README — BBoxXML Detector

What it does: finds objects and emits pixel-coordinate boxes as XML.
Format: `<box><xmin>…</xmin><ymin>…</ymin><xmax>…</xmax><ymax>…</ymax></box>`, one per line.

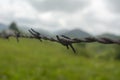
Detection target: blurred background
<box><xmin>0</xmin><ymin>0</ymin><xmax>120</xmax><ymax>35</ymax></box>
<box><xmin>0</xmin><ymin>0</ymin><xmax>120</xmax><ymax>80</ymax></box>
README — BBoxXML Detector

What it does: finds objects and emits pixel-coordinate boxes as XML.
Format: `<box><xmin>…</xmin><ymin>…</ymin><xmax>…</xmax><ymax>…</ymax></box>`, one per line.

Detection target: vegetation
<box><xmin>0</xmin><ymin>38</ymin><xmax>120</xmax><ymax>80</ymax></box>
<box><xmin>9</xmin><ymin>22</ymin><xmax>20</xmax><ymax>32</ymax></box>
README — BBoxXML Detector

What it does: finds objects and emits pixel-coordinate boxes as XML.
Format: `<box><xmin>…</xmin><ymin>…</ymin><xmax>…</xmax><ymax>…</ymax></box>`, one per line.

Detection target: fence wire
<box><xmin>0</xmin><ymin>28</ymin><xmax>120</xmax><ymax>53</ymax></box>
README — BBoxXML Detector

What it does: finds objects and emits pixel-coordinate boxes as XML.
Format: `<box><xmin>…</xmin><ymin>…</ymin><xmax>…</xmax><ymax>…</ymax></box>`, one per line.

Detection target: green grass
<box><xmin>0</xmin><ymin>38</ymin><xmax>120</xmax><ymax>80</ymax></box>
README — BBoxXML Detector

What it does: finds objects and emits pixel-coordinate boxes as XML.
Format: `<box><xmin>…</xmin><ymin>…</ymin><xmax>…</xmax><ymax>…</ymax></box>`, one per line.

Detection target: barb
<box><xmin>28</xmin><ymin>29</ymin><xmax>42</xmax><ymax>42</ymax></box>
<box><xmin>56</xmin><ymin>35</ymin><xmax>76</xmax><ymax>53</ymax></box>
<box><xmin>0</xmin><ymin>28</ymin><xmax>120</xmax><ymax>54</ymax></box>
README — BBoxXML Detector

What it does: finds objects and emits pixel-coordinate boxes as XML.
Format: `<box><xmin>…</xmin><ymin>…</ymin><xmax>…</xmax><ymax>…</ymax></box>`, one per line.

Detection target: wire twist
<box><xmin>0</xmin><ymin>28</ymin><xmax>120</xmax><ymax>53</ymax></box>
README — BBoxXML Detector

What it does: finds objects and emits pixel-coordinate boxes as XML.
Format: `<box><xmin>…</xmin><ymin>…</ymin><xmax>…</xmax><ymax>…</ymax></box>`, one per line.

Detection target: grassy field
<box><xmin>0</xmin><ymin>38</ymin><xmax>120</xmax><ymax>80</ymax></box>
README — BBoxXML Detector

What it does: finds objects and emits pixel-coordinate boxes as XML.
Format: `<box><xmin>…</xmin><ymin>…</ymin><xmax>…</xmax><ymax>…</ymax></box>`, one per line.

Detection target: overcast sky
<box><xmin>0</xmin><ymin>0</ymin><xmax>120</xmax><ymax>35</ymax></box>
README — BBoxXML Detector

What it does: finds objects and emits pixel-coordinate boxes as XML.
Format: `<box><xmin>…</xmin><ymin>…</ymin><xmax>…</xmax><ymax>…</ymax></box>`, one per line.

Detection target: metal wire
<box><xmin>0</xmin><ymin>28</ymin><xmax>120</xmax><ymax>53</ymax></box>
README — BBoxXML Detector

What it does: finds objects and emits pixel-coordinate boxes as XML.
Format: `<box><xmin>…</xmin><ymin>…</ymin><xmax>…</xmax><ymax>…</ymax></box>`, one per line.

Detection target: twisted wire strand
<box><xmin>0</xmin><ymin>28</ymin><xmax>120</xmax><ymax>53</ymax></box>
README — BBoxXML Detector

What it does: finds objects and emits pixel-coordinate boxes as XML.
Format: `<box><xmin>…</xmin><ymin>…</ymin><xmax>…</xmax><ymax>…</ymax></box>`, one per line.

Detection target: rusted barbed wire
<box><xmin>0</xmin><ymin>28</ymin><xmax>120</xmax><ymax>53</ymax></box>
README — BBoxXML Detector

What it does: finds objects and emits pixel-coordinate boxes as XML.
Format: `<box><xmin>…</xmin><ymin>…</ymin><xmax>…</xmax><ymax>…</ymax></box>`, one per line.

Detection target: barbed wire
<box><xmin>0</xmin><ymin>28</ymin><xmax>120</xmax><ymax>53</ymax></box>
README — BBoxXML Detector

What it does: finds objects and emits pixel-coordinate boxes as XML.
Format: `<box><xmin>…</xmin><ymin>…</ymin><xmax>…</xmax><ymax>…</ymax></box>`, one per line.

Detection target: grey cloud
<box><xmin>83</xmin><ymin>12</ymin><xmax>103</xmax><ymax>26</ymax></box>
<box><xmin>105</xmin><ymin>0</ymin><xmax>120</xmax><ymax>13</ymax></box>
<box><xmin>40</xmin><ymin>21</ymin><xmax>60</xmax><ymax>28</ymax></box>
<box><xmin>15</xmin><ymin>17</ymin><xmax>60</xmax><ymax>29</ymax></box>
<box><xmin>28</xmin><ymin>0</ymin><xmax>89</xmax><ymax>12</ymax></box>
<box><xmin>106</xmin><ymin>18</ymin><xmax>120</xmax><ymax>30</ymax></box>
<box><xmin>15</xmin><ymin>18</ymin><xmax>39</xmax><ymax>25</ymax></box>
<box><xmin>83</xmin><ymin>11</ymin><xmax>120</xmax><ymax>34</ymax></box>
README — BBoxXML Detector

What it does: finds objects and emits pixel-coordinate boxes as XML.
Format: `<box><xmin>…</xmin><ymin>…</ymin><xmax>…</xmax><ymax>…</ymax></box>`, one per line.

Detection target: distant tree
<box><xmin>9</xmin><ymin>22</ymin><xmax>19</xmax><ymax>32</ymax></box>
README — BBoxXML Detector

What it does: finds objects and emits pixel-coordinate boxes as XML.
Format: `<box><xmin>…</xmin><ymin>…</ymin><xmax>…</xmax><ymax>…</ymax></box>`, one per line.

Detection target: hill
<box><xmin>58</xmin><ymin>29</ymin><xmax>91</xmax><ymax>38</ymax></box>
<box><xmin>97</xmin><ymin>33</ymin><xmax>120</xmax><ymax>40</ymax></box>
<box><xmin>0</xmin><ymin>23</ymin><xmax>8</xmax><ymax>32</ymax></box>
<box><xmin>19</xmin><ymin>26</ymin><xmax>53</xmax><ymax>37</ymax></box>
